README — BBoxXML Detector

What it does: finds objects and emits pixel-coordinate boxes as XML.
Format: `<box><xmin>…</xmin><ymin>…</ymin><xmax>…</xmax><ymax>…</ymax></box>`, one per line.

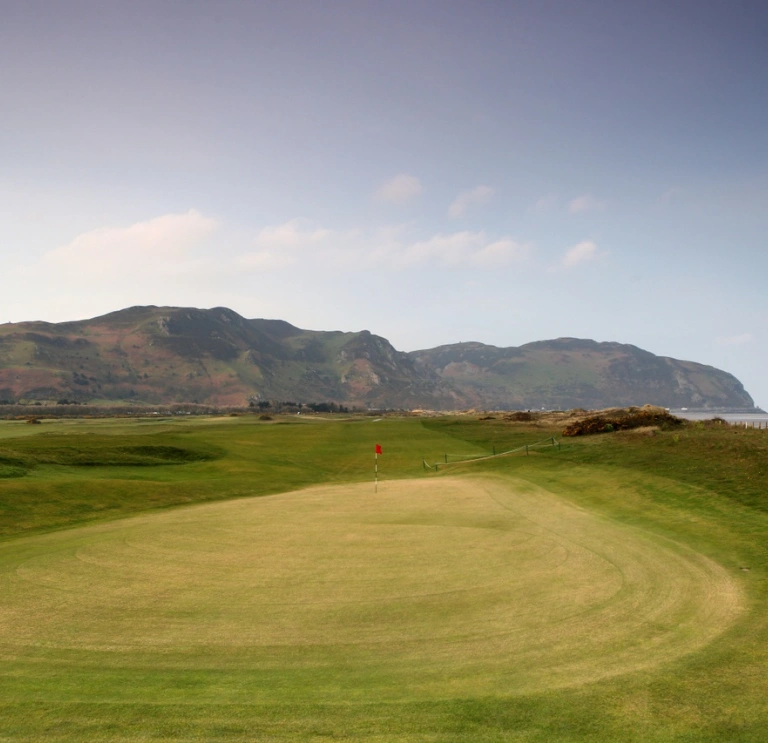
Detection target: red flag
<box><xmin>375</xmin><ymin>444</ymin><xmax>382</xmax><ymax>455</ymax></box>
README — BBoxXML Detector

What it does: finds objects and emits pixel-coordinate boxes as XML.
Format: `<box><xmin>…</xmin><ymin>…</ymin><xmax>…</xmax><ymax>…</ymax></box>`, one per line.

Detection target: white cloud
<box><xmin>37</xmin><ymin>210</ymin><xmax>217</xmax><ymax>278</ymax></box>
<box><xmin>383</xmin><ymin>230</ymin><xmax>530</xmax><ymax>268</ymax></box>
<box><xmin>530</xmin><ymin>193</ymin><xmax>558</xmax><ymax>215</ymax></box>
<box><xmin>35</xmin><ymin>215</ymin><xmax>532</xmax><ymax>290</ymax></box>
<box><xmin>374</xmin><ymin>174</ymin><xmax>422</xmax><ymax>204</ymax></box>
<box><xmin>252</xmin><ymin>219</ymin><xmax>331</xmax><ymax>249</ymax></box>
<box><xmin>568</xmin><ymin>194</ymin><xmax>606</xmax><ymax>214</ymax></box>
<box><xmin>403</xmin><ymin>232</ymin><xmax>480</xmax><ymax>265</ymax></box>
<box><xmin>448</xmin><ymin>185</ymin><xmax>494</xmax><ymax>218</ymax></box>
<box><xmin>237</xmin><ymin>219</ymin><xmax>335</xmax><ymax>271</ymax></box>
<box><xmin>717</xmin><ymin>332</ymin><xmax>754</xmax><ymax>346</ymax></box>
<box><xmin>242</xmin><ymin>222</ymin><xmax>529</xmax><ymax>272</ymax></box>
<box><xmin>9</xmin><ymin>211</ymin><xmax>538</xmax><ymax>333</ymax></box>
<box><xmin>561</xmin><ymin>240</ymin><xmax>600</xmax><ymax>268</ymax></box>
<box><xmin>15</xmin><ymin>210</ymin><xmax>222</xmax><ymax>323</ymax></box>
<box><xmin>472</xmin><ymin>239</ymin><xmax>531</xmax><ymax>266</ymax></box>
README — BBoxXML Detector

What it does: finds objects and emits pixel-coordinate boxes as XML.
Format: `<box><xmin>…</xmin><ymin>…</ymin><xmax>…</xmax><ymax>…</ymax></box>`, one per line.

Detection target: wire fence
<box><xmin>422</xmin><ymin>436</ymin><xmax>561</xmax><ymax>471</ymax></box>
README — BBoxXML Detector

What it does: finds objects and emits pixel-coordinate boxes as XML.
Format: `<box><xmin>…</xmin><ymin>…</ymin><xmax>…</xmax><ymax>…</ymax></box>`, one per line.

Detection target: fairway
<box><xmin>0</xmin><ymin>475</ymin><xmax>741</xmax><ymax>705</ymax></box>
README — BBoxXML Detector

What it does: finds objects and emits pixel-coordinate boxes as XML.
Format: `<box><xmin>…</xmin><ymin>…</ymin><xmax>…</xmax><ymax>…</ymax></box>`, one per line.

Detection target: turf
<box><xmin>0</xmin><ymin>415</ymin><xmax>767</xmax><ymax>741</ymax></box>
<box><xmin>0</xmin><ymin>476</ymin><xmax>741</xmax><ymax>703</ymax></box>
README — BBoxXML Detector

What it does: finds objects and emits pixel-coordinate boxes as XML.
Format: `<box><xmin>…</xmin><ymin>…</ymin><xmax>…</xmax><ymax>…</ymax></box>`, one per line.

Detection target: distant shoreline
<box><xmin>671</xmin><ymin>409</ymin><xmax>768</xmax><ymax>424</ymax></box>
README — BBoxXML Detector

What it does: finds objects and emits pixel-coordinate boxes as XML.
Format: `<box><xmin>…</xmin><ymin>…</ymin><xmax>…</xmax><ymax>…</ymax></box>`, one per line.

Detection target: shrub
<box><xmin>563</xmin><ymin>409</ymin><xmax>684</xmax><ymax>436</ymax></box>
<box><xmin>504</xmin><ymin>411</ymin><xmax>536</xmax><ymax>422</ymax></box>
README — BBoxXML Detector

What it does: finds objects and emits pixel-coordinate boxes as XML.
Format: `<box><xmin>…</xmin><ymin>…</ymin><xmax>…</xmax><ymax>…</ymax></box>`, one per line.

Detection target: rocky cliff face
<box><xmin>409</xmin><ymin>338</ymin><xmax>755</xmax><ymax>410</ymax></box>
<box><xmin>0</xmin><ymin>309</ymin><xmax>755</xmax><ymax>410</ymax></box>
<box><xmin>0</xmin><ymin>307</ymin><xmax>451</xmax><ymax>408</ymax></box>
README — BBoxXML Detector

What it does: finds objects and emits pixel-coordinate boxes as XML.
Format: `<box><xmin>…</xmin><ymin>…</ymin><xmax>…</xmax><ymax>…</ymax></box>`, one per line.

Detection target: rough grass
<box><xmin>0</xmin><ymin>415</ymin><xmax>767</xmax><ymax>741</ymax></box>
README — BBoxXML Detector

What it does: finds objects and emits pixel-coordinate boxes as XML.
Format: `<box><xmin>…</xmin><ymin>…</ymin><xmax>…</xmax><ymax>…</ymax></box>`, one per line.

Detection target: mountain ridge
<box><xmin>0</xmin><ymin>306</ymin><xmax>755</xmax><ymax>410</ymax></box>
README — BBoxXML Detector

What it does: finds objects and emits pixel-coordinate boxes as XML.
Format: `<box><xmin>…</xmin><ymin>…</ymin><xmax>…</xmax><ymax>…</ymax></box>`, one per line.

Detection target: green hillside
<box><xmin>410</xmin><ymin>337</ymin><xmax>754</xmax><ymax>409</ymax></box>
<box><xmin>0</xmin><ymin>307</ymin><xmax>755</xmax><ymax>410</ymax></box>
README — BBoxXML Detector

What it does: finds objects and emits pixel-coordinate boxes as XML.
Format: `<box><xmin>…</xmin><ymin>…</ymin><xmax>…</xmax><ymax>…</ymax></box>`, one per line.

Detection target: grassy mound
<box><xmin>0</xmin><ymin>435</ymin><xmax>217</xmax><ymax>476</ymax></box>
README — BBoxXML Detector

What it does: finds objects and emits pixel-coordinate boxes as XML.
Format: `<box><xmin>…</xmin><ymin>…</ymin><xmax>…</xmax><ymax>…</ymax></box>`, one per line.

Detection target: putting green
<box><xmin>0</xmin><ymin>476</ymin><xmax>742</xmax><ymax>703</ymax></box>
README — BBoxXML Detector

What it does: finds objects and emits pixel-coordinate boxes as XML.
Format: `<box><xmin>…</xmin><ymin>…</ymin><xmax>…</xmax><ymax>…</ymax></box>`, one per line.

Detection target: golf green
<box><xmin>0</xmin><ymin>475</ymin><xmax>741</xmax><ymax>705</ymax></box>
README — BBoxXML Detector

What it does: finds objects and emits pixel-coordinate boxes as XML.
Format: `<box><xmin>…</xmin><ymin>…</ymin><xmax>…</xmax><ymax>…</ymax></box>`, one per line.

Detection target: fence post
<box><xmin>526</xmin><ymin>445</ymin><xmax>529</xmax><ymax>456</ymax></box>
<box><xmin>445</xmin><ymin>453</ymin><xmax>448</xmax><ymax>464</ymax></box>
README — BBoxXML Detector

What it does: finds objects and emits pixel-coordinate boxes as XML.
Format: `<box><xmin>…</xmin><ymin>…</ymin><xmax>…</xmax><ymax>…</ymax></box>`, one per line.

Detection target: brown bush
<box><xmin>562</xmin><ymin>408</ymin><xmax>683</xmax><ymax>436</ymax></box>
<box><xmin>504</xmin><ymin>411</ymin><xmax>536</xmax><ymax>422</ymax></box>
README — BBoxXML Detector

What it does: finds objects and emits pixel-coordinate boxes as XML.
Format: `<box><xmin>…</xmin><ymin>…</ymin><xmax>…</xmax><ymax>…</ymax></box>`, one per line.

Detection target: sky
<box><xmin>2</xmin><ymin>0</ymin><xmax>768</xmax><ymax>406</ymax></box>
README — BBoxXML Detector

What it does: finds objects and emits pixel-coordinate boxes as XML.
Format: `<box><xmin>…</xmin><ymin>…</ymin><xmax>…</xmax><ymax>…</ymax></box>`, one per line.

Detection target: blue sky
<box><xmin>3</xmin><ymin>0</ymin><xmax>767</xmax><ymax>406</ymax></box>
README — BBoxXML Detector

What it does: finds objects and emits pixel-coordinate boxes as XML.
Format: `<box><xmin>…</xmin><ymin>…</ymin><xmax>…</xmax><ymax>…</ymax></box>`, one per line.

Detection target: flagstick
<box><xmin>374</xmin><ymin>445</ymin><xmax>382</xmax><ymax>493</ymax></box>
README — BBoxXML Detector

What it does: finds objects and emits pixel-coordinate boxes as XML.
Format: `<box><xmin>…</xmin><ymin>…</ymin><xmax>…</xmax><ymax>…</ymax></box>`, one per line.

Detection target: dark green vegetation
<box><xmin>0</xmin><ymin>305</ymin><xmax>754</xmax><ymax>409</ymax></box>
<box><xmin>1</xmin><ymin>414</ymin><xmax>768</xmax><ymax>741</ymax></box>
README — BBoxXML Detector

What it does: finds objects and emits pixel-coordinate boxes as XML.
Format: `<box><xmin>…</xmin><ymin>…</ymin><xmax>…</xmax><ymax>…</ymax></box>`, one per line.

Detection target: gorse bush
<box><xmin>562</xmin><ymin>407</ymin><xmax>684</xmax><ymax>436</ymax></box>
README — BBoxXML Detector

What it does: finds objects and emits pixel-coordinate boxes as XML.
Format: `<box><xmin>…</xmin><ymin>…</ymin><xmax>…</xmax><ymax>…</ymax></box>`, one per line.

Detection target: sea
<box><xmin>671</xmin><ymin>410</ymin><xmax>768</xmax><ymax>427</ymax></box>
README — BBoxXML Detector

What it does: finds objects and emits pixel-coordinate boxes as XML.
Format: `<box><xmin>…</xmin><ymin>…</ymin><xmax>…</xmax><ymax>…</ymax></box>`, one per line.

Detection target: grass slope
<box><xmin>0</xmin><ymin>415</ymin><xmax>767</xmax><ymax>741</ymax></box>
